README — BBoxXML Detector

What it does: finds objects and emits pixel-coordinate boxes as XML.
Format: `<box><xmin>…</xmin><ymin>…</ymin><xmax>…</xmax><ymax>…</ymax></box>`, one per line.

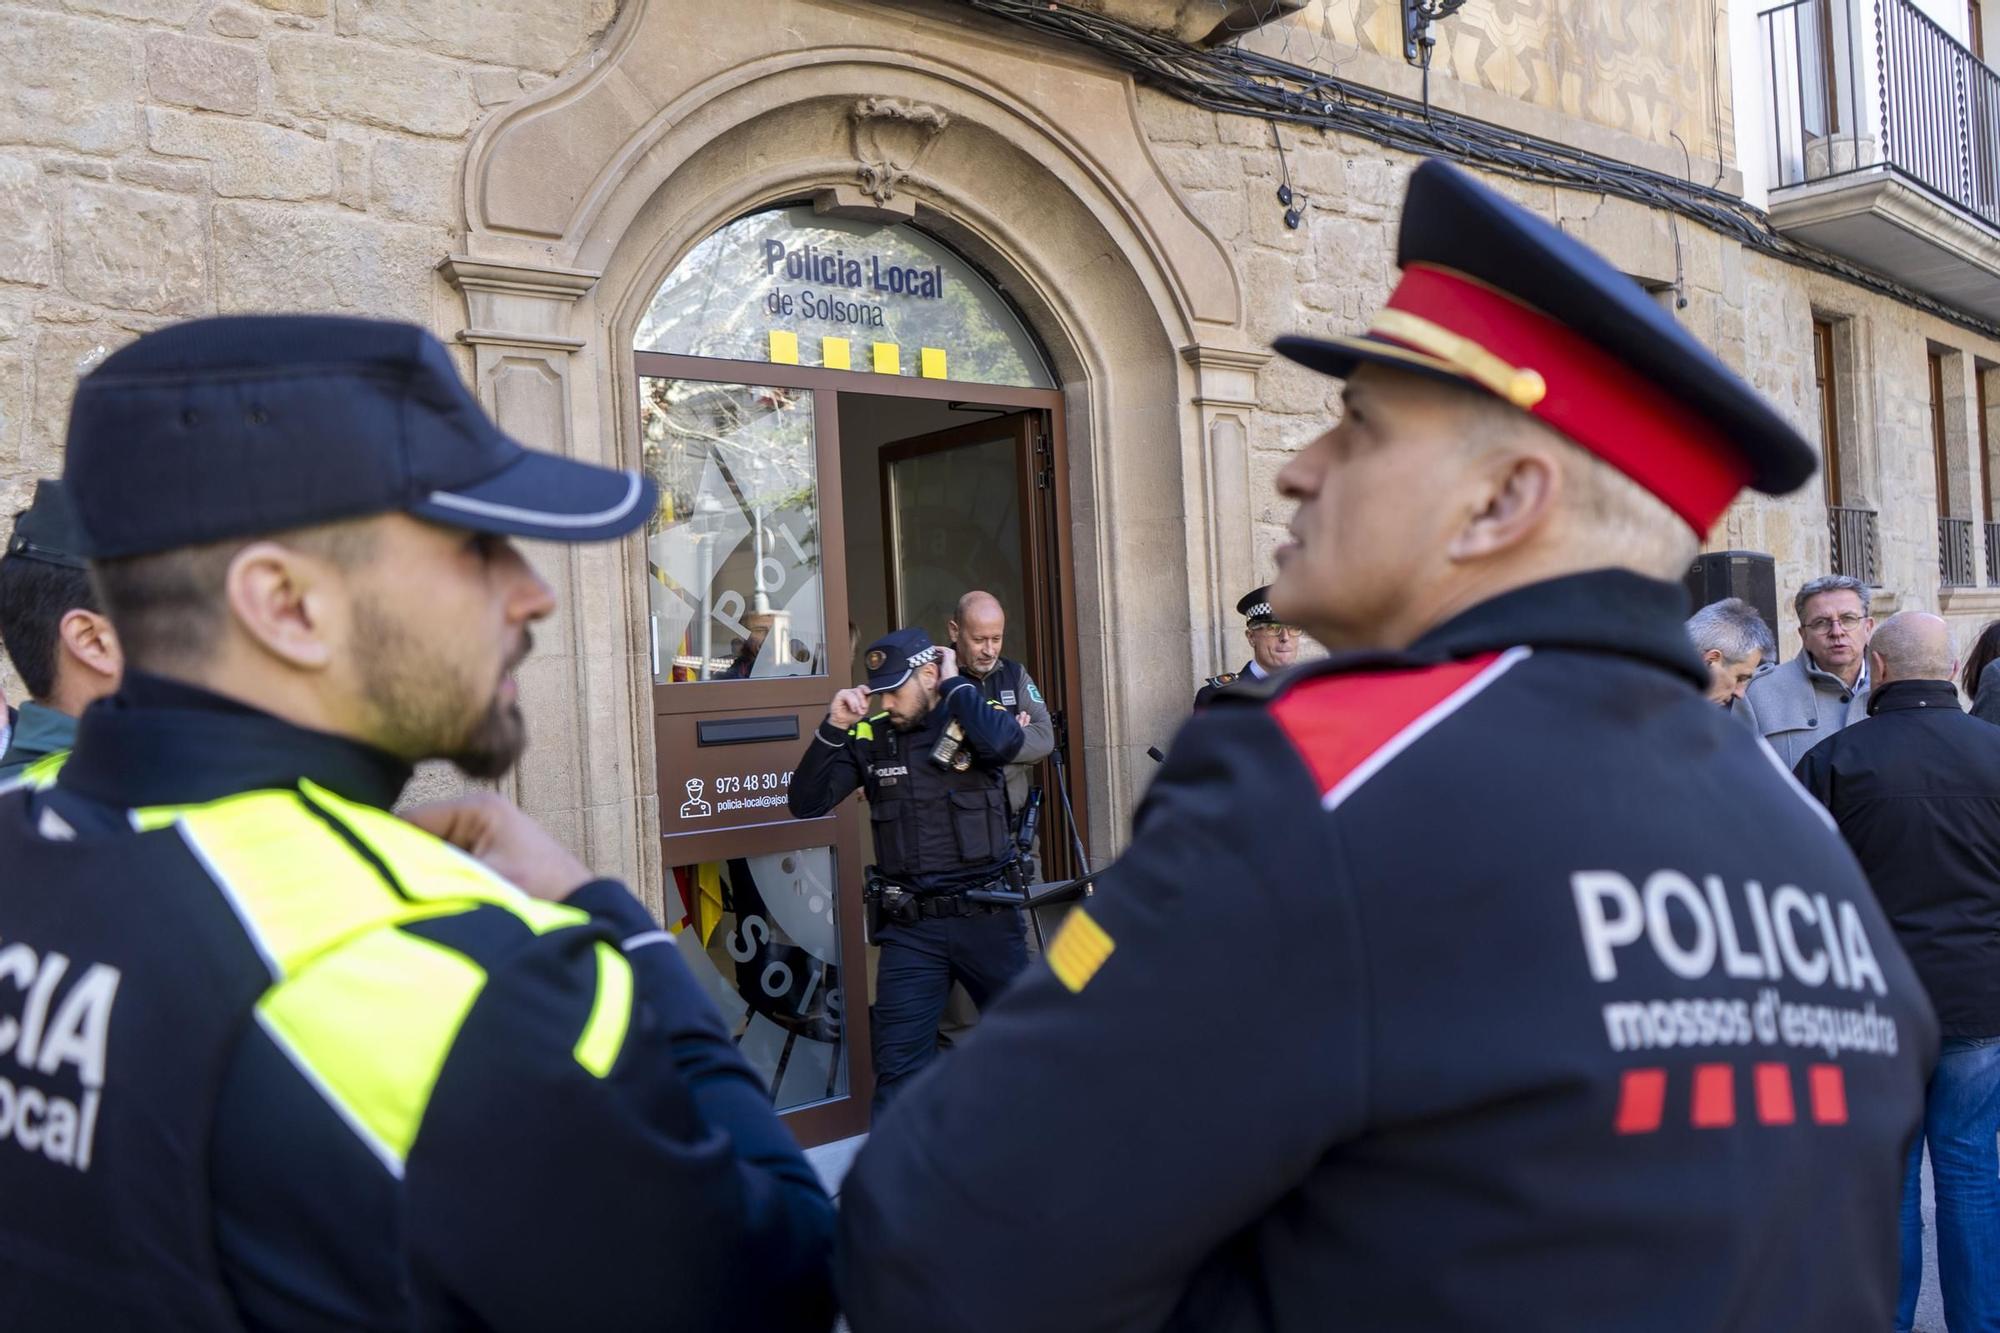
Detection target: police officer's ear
<box><xmin>1445</xmin><ymin>441</ymin><xmax>1561</xmax><ymax>564</ymax></box>
<box><xmin>222</xmin><ymin>540</ymin><xmax>342</xmax><ymax>671</ymax></box>
<box><xmin>56</xmin><ymin>608</ymin><xmax>121</xmax><ymax>685</ymax></box>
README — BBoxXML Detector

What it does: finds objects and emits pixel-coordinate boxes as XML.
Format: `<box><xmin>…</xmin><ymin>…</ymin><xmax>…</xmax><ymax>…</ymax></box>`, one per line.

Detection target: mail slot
<box><xmin>697</xmin><ymin>714</ymin><xmax>802</xmax><ymax>747</ymax></box>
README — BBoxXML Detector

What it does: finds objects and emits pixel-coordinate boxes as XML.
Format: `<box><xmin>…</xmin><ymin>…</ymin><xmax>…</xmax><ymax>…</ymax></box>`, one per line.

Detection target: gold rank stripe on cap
<box><xmin>1047</xmin><ymin>908</ymin><xmax>1115</xmax><ymax>994</ymax></box>
<box><xmin>1367</xmin><ymin>308</ymin><xmax>1548</xmax><ymax>409</ymax></box>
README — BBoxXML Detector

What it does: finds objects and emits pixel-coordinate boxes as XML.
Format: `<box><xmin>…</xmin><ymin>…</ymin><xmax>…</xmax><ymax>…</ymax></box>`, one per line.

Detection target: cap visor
<box><xmin>866</xmin><ymin>669</ymin><xmax>914</xmax><ymax>694</ymax></box>
<box><xmin>410</xmin><ymin>452</ymin><xmax>656</xmax><ymax>543</ymax></box>
<box><xmin>1273</xmin><ymin>333</ymin><xmax>1490</xmax><ymax>396</ymax></box>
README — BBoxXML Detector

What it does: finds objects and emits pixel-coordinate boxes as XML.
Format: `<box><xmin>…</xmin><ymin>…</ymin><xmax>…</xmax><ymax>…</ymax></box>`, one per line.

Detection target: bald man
<box><xmin>1795</xmin><ymin>612</ymin><xmax>2000</xmax><ymax>1333</ymax></box>
<box><xmin>946</xmin><ymin>591</ymin><xmax>1054</xmax><ymax>866</ymax></box>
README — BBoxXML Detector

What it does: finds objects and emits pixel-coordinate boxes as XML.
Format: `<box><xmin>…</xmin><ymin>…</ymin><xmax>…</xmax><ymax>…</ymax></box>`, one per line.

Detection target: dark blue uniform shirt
<box><xmin>838</xmin><ymin>571</ymin><xmax>1935</xmax><ymax>1333</ymax></box>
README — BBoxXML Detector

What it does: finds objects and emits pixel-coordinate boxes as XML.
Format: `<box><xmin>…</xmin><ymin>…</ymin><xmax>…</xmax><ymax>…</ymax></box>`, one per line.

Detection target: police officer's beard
<box><xmin>351</xmin><ymin>603</ymin><xmax>529</xmax><ymax>779</ymax></box>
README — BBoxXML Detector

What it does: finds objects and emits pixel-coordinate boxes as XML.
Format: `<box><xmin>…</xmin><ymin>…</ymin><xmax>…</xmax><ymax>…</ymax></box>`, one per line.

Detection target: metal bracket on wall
<box><xmin>1401</xmin><ymin>0</ymin><xmax>1468</xmax><ymax>64</ymax></box>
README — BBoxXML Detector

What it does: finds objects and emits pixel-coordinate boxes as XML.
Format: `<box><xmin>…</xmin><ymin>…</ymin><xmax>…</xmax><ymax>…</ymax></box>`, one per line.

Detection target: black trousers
<box><xmin>871</xmin><ymin>910</ymin><xmax>1028</xmax><ymax>1114</ymax></box>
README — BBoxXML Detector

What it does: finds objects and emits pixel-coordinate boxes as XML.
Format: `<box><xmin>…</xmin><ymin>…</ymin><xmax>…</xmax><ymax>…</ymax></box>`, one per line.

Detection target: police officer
<box><xmin>0</xmin><ymin>316</ymin><xmax>834</xmax><ymax>1331</ymax></box>
<box><xmin>947</xmin><ymin>589</ymin><xmax>1053</xmax><ymax>872</ymax></box>
<box><xmin>0</xmin><ymin>479</ymin><xmax>121</xmax><ymax>783</ymax></box>
<box><xmin>1194</xmin><ymin>585</ymin><xmax>1299</xmax><ymax>705</ymax></box>
<box><xmin>838</xmin><ymin>160</ymin><xmax>1934</xmax><ymax>1332</ymax></box>
<box><xmin>788</xmin><ymin>626</ymin><xmax>1027</xmax><ymax>1110</ymax></box>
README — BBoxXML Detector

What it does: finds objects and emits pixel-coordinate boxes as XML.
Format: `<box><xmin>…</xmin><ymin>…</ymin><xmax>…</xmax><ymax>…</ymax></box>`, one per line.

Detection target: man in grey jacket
<box><xmin>1741</xmin><ymin>573</ymin><xmax>1874</xmax><ymax>766</ymax></box>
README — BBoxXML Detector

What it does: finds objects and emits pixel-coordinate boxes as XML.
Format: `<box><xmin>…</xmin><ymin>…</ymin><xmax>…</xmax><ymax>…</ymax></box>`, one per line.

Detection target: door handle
<box><xmin>697</xmin><ymin>715</ymin><xmax>801</xmax><ymax>746</ymax></box>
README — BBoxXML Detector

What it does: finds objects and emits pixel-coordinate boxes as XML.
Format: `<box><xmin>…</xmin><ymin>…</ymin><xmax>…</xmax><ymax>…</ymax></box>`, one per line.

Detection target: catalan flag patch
<box><xmin>1047</xmin><ymin>908</ymin><xmax>1115</xmax><ymax>993</ymax></box>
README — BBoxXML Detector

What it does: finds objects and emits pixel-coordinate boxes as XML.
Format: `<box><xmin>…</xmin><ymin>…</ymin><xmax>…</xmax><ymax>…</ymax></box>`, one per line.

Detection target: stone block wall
<box><xmin>0</xmin><ymin>0</ymin><xmax>617</xmax><ymax>709</ymax></box>
<box><xmin>1136</xmin><ymin>83</ymin><xmax>2000</xmax><ymax>665</ymax></box>
<box><xmin>1250</xmin><ymin>0</ymin><xmax>1735</xmax><ymax>168</ymax></box>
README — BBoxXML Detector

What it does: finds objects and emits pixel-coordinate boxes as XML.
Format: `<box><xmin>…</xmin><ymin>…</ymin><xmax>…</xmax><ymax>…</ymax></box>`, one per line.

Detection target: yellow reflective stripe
<box><xmin>258</xmin><ymin>926</ymin><xmax>485</xmax><ymax>1173</ymax></box>
<box><xmin>20</xmin><ymin>750</ymin><xmax>67</xmax><ymax>789</ymax></box>
<box><xmin>297</xmin><ymin>781</ymin><xmax>586</xmax><ymax>935</ymax></box>
<box><xmin>178</xmin><ymin>791</ymin><xmax>413</xmax><ymax>976</ymax></box>
<box><xmin>852</xmin><ymin>721</ymin><xmax>873</xmax><ymax>740</ymax></box>
<box><xmin>1048</xmin><ymin>907</ymin><xmax>1116</xmax><ymax>993</ymax></box>
<box><xmin>574</xmin><ymin>941</ymin><xmax>632</xmax><ymax>1077</ymax></box>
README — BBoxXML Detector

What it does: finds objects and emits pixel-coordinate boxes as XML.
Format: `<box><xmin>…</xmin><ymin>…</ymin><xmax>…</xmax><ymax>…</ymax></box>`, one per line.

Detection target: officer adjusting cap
<box><xmin>5</xmin><ymin>478</ymin><xmax>89</xmax><ymax>571</ymax></box>
<box><xmin>1272</xmin><ymin>159</ymin><xmax>1817</xmax><ymax>533</ymax></box>
<box><xmin>1237</xmin><ymin>585</ymin><xmax>1277</xmax><ymax>626</ymax></box>
<box><xmin>863</xmin><ymin>627</ymin><xmax>937</xmax><ymax>693</ymax></box>
<box><xmin>62</xmin><ymin>315</ymin><xmax>658</xmax><ymax>559</ymax></box>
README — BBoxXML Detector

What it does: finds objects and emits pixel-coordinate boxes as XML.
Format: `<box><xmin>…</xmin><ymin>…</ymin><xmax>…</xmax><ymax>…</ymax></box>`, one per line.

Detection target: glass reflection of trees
<box><xmin>642</xmin><ymin>379</ymin><xmax>826</xmax><ymax>683</ymax></box>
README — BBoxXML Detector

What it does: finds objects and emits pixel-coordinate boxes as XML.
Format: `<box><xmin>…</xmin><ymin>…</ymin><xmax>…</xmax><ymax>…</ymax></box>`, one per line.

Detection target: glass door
<box><xmin>639</xmin><ymin>368</ymin><xmax>872</xmax><ymax>1139</ymax></box>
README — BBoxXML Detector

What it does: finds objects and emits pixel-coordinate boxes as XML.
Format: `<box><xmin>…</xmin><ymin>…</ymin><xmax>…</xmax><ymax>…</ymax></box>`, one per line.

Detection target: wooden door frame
<box><xmin>634</xmin><ymin>350</ymin><xmax>1083</xmax><ymax>1144</ymax></box>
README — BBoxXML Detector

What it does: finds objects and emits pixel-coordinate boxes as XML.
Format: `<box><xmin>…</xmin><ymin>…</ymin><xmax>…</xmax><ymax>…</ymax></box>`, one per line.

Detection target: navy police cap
<box><xmin>62</xmin><ymin>315</ymin><xmax>657</xmax><ymax>559</ymax></box>
<box><xmin>863</xmin><ymin>627</ymin><xmax>936</xmax><ymax>693</ymax></box>
<box><xmin>1274</xmin><ymin>159</ymin><xmax>1816</xmax><ymax>531</ymax></box>
<box><xmin>6</xmin><ymin>479</ymin><xmax>89</xmax><ymax>571</ymax></box>
<box><xmin>1236</xmin><ymin>585</ymin><xmax>1277</xmax><ymax>625</ymax></box>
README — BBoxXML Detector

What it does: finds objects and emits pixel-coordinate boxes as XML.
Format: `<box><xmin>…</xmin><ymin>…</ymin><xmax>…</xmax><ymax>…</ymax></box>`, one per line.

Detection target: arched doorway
<box><xmin>450</xmin><ymin>0</ymin><xmax>1263</xmax><ymax>1147</ymax></box>
<box><xmin>634</xmin><ymin>205</ymin><xmax>1084</xmax><ymax>1139</ymax></box>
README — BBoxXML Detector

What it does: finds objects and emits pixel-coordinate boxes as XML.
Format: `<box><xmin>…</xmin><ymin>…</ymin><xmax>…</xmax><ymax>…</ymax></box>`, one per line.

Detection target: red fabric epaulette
<box><xmin>1268</xmin><ymin>648</ymin><xmax>1530</xmax><ymax>808</ymax></box>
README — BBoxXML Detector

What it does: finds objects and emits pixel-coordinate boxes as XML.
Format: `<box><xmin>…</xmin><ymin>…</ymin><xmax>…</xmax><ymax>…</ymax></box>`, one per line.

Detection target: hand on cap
<box><xmin>829</xmin><ymin>686</ymin><xmax>871</xmax><ymax>729</ymax></box>
<box><xmin>403</xmin><ymin>793</ymin><xmax>593</xmax><ymax>902</ymax></box>
<box><xmin>935</xmin><ymin>645</ymin><xmax>958</xmax><ymax>681</ymax></box>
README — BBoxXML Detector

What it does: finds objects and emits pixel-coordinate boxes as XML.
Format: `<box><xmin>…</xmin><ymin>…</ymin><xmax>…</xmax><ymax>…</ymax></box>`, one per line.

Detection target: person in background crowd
<box><xmin>1740</xmin><ymin>574</ymin><xmax>1875</xmax><ymax>766</ymax></box>
<box><xmin>1684</xmin><ymin>596</ymin><xmax>1773</xmax><ymax>710</ymax></box>
<box><xmin>1794</xmin><ymin>612</ymin><xmax>2000</xmax><ymax>1333</ymax></box>
<box><xmin>1961</xmin><ymin>618</ymin><xmax>2000</xmax><ymax>725</ymax></box>
<box><xmin>0</xmin><ymin>316</ymin><xmax>835</xmax><ymax>1331</ymax></box>
<box><xmin>837</xmin><ymin>158</ymin><xmax>1932</xmax><ymax>1333</ymax></box>
<box><xmin>1195</xmin><ymin>584</ymin><xmax>1299</xmax><ymax>705</ymax></box>
<box><xmin>788</xmin><ymin>627</ymin><xmax>1026</xmax><ymax>1111</ymax></box>
<box><xmin>0</xmin><ymin>479</ymin><xmax>122</xmax><ymax>783</ymax></box>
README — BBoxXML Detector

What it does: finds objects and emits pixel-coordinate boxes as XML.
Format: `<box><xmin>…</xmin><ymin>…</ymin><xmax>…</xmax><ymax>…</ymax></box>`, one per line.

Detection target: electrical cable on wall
<box><xmin>951</xmin><ymin>0</ymin><xmax>2000</xmax><ymax>343</ymax></box>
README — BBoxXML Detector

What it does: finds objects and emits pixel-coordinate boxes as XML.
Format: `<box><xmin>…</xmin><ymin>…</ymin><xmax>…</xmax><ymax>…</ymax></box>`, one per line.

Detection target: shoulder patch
<box><xmin>1269</xmin><ymin>648</ymin><xmax>1530</xmax><ymax>811</ymax></box>
<box><xmin>1203</xmin><ymin>672</ymin><xmax>1238</xmax><ymax>690</ymax></box>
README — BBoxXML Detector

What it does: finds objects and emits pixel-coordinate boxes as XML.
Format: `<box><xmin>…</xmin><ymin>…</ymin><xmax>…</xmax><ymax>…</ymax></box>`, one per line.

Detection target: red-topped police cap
<box><xmin>1273</xmin><ymin>159</ymin><xmax>1817</xmax><ymax>532</ymax></box>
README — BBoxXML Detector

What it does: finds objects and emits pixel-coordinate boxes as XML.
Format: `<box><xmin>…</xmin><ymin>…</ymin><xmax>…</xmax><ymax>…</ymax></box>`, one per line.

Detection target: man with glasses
<box><xmin>1196</xmin><ymin>585</ymin><xmax>1300</xmax><ymax>705</ymax></box>
<box><xmin>1741</xmin><ymin>574</ymin><xmax>1875</xmax><ymax>766</ymax></box>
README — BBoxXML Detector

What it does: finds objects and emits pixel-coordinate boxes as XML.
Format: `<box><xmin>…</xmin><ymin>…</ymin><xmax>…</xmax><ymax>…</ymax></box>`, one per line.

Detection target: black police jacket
<box><xmin>0</xmin><ymin>673</ymin><xmax>834</xmax><ymax>1332</ymax></box>
<box><xmin>788</xmin><ymin>676</ymin><xmax>1023</xmax><ymax>890</ymax></box>
<box><xmin>837</xmin><ymin>571</ymin><xmax>1935</xmax><ymax>1333</ymax></box>
<box><xmin>1795</xmin><ymin>678</ymin><xmax>2000</xmax><ymax>1038</ymax></box>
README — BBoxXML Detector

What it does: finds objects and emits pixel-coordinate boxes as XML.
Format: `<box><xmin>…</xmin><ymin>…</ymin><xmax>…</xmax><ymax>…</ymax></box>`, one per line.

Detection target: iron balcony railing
<box><xmin>1830</xmin><ymin>504</ymin><xmax>1881</xmax><ymax>584</ymax></box>
<box><xmin>1943</xmin><ymin>515</ymin><xmax>1979</xmax><ymax>586</ymax></box>
<box><xmin>1763</xmin><ymin>0</ymin><xmax>2000</xmax><ymax>226</ymax></box>
<box><xmin>1987</xmin><ymin>520</ymin><xmax>2000</xmax><ymax>583</ymax></box>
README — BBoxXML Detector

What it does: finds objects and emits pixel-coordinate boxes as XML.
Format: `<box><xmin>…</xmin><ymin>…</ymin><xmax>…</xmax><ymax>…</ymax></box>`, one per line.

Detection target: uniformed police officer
<box><xmin>0</xmin><ymin>316</ymin><xmax>834</xmax><ymax>1331</ymax></box>
<box><xmin>788</xmin><ymin>626</ymin><xmax>1027</xmax><ymax>1110</ymax></box>
<box><xmin>0</xmin><ymin>478</ymin><xmax>121</xmax><ymax>783</ymax></box>
<box><xmin>1195</xmin><ymin>584</ymin><xmax>1300</xmax><ymax>706</ymax></box>
<box><xmin>837</xmin><ymin>160</ymin><xmax>1935</xmax><ymax>1331</ymax></box>
<box><xmin>947</xmin><ymin>590</ymin><xmax>1053</xmax><ymax>871</ymax></box>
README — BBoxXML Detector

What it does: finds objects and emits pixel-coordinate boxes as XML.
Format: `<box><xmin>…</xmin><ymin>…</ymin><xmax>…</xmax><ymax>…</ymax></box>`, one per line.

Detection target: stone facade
<box><xmin>5</xmin><ymin>0</ymin><xmax>2000</xmax><ymax>894</ymax></box>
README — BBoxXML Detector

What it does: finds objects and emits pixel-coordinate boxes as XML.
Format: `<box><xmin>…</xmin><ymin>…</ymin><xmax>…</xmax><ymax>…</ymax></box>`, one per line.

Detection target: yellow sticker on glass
<box><xmin>768</xmin><ymin>330</ymin><xmax>799</xmax><ymax>365</ymax></box>
<box><xmin>822</xmin><ymin>336</ymin><xmax>851</xmax><ymax>370</ymax></box>
<box><xmin>1047</xmin><ymin>908</ymin><xmax>1115</xmax><ymax>993</ymax></box>
<box><xmin>920</xmin><ymin>347</ymin><xmax>947</xmax><ymax>379</ymax></box>
<box><xmin>872</xmin><ymin>342</ymin><xmax>900</xmax><ymax>375</ymax></box>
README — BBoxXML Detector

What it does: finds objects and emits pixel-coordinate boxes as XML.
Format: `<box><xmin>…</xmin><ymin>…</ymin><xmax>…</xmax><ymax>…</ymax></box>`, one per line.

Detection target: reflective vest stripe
<box><xmin>0</xmin><ymin>748</ymin><xmax>69</xmax><ymax>796</ymax></box>
<box><xmin>153</xmin><ymin>779</ymin><xmax>633</xmax><ymax>1177</ymax></box>
<box><xmin>574</xmin><ymin>942</ymin><xmax>633</xmax><ymax>1077</ymax></box>
<box><xmin>257</xmin><ymin>924</ymin><xmax>486</xmax><ymax>1175</ymax></box>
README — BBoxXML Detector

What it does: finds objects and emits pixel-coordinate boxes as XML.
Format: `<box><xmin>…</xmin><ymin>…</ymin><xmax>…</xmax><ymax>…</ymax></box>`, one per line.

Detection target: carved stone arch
<box><xmin>450</xmin><ymin>0</ymin><xmax>1266</xmax><ymax>861</ymax></box>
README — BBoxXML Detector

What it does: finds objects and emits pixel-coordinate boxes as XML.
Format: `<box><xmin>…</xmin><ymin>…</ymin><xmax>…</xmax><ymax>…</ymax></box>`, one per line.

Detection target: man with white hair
<box><xmin>1685</xmin><ymin>596</ymin><xmax>1774</xmax><ymax>709</ymax></box>
<box><xmin>838</xmin><ymin>160</ymin><xmax>1933</xmax><ymax>1333</ymax></box>
<box><xmin>1796</xmin><ymin>612</ymin><xmax>2000</xmax><ymax>1333</ymax></box>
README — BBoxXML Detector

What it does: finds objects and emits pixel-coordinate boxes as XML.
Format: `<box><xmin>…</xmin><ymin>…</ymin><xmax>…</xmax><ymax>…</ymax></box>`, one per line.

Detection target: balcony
<box><xmin>1762</xmin><ymin>0</ymin><xmax>2000</xmax><ymax>324</ymax></box>
<box><xmin>1830</xmin><ymin>504</ymin><xmax>1881</xmax><ymax>583</ymax></box>
<box><xmin>1943</xmin><ymin>515</ymin><xmax>1978</xmax><ymax>585</ymax></box>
